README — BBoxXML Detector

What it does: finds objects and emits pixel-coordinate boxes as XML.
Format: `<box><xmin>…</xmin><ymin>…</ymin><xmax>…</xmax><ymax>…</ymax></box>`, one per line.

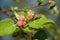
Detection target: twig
<box><xmin>0</xmin><ymin>4</ymin><xmax>38</xmax><ymax>18</ymax></box>
<box><xmin>0</xmin><ymin>8</ymin><xmax>13</xmax><ymax>18</ymax></box>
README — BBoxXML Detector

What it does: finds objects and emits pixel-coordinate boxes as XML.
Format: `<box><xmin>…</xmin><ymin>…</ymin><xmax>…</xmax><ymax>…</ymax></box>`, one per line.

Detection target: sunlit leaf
<box><xmin>0</xmin><ymin>18</ymin><xmax>16</xmax><ymax>36</ymax></box>
<box><xmin>28</xmin><ymin>15</ymin><xmax>54</xmax><ymax>29</ymax></box>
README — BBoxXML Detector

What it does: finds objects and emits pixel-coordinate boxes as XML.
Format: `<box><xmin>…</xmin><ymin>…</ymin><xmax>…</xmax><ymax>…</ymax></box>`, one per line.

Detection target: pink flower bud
<box><xmin>16</xmin><ymin>21</ymin><xmax>26</xmax><ymax>27</ymax></box>
<box><xmin>27</xmin><ymin>12</ymin><xmax>34</xmax><ymax>20</ymax></box>
<box><xmin>18</xmin><ymin>15</ymin><xmax>25</xmax><ymax>21</ymax></box>
<box><xmin>16</xmin><ymin>21</ymin><xmax>23</xmax><ymax>27</ymax></box>
<box><xmin>28</xmin><ymin>12</ymin><xmax>34</xmax><ymax>17</ymax></box>
<box><xmin>22</xmin><ymin>21</ymin><xmax>26</xmax><ymax>27</ymax></box>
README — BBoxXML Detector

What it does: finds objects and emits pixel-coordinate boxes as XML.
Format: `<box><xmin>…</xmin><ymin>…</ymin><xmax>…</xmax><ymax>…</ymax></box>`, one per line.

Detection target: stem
<box><xmin>26</xmin><ymin>33</ymin><xmax>32</xmax><ymax>40</ymax></box>
<box><xmin>13</xmin><ymin>11</ymin><xmax>19</xmax><ymax>20</ymax></box>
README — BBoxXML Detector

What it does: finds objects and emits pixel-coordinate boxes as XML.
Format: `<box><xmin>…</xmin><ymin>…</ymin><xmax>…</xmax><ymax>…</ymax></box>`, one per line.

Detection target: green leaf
<box><xmin>21</xmin><ymin>26</ymin><xmax>34</xmax><ymax>33</ymax></box>
<box><xmin>0</xmin><ymin>18</ymin><xmax>16</xmax><ymax>36</ymax></box>
<box><xmin>21</xmin><ymin>15</ymin><xmax>54</xmax><ymax>33</ymax></box>
<box><xmin>37</xmin><ymin>0</ymin><xmax>43</xmax><ymax>3</ymax></box>
<box><xmin>17</xmin><ymin>11</ymin><xmax>27</xmax><ymax>18</ymax></box>
<box><xmin>28</xmin><ymin>15</ymin><xmax>54</xmax><ymax>29</ymax></box>
<box><xmin>24</xmin><ymin>7</ymin><xmax>29</xmax><ymax>13</ymax></box>
<box><xmin>33</xmin><ymin>29</ymin><xmax>48</xmax><ymax>40</ymax></box>
<box><xmin>48</xmin><ymin>1</ymin><xmax>55</xmax><ymax>9</ymax></box>
<box><xmin>17</xmin><ymin>11</ymin><xmax>26</xmax><ymax>15</ymax></box>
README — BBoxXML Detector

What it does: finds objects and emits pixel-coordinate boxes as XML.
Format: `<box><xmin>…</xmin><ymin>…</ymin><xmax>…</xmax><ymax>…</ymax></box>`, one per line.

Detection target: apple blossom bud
<box><xmin>27</xmin><ymin>11</ymin><xmax>35</xmax><ymax>21</ymax></box>
<box><xmin>27</xmin><ymin>11</ymin><xmax>34</xmax><ymax>17</ymax></box>
<box><xmin>16</xmin><ymin>21</ymin><xmax>26</xmax><ymax>27</ymax></box>
<box><xmin>18</xmin><ymin>15</ymin><xmax>25</xmax><ymax>21</ymax></box>
<box><xmin>16</xmin><ymin>21</ymin><xmax>23</xmax><ymax>27</ymax></box>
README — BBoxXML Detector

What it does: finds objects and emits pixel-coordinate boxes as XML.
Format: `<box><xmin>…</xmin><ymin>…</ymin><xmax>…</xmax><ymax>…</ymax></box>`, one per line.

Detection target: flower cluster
<box><xmin>16</xmin><ymin>11</ymin><xmax>35</xmax><ymax>27</ymax></box>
